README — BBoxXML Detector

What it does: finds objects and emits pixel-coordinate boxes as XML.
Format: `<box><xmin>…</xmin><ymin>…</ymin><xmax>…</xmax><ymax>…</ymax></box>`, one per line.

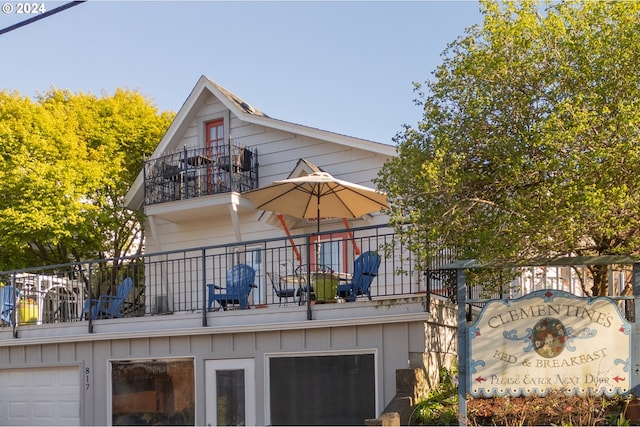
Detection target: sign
<box><xmin>469</xmin><ymin>290</ymin><xmax>631</xmax><ymax>397</ymax></box>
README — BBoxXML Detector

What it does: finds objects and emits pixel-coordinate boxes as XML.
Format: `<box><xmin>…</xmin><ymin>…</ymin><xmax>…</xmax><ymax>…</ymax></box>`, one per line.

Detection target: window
<box><xmin>206</xmin><ymin>120</ymin><xmax>224</xmax><ymax>153</ymax></box>
<box><xmin>111</xmin><ymin>358</ymin><xmax>195</xmax><ymax>426</ymax></box>
<box><xmin>310</xmin><ymin>232</ymin><xmax>351</xmax><ymax>273</ymax></box>
<box><xmin>205</xmin><ymin>120</ymin><xmax>227</xmax><ymax>192</ymax></box>
<box><xmin>268</xmin><ymin>353</ymin><xmax>375</xmax><ymax>425</ymax></box>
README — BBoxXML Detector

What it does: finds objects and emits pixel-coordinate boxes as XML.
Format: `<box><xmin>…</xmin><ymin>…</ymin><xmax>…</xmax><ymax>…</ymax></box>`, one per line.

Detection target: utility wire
<box><xmin>0</xmin><ymin>1</ymin><xmax>87</xmax><ymax>36</ymax></box>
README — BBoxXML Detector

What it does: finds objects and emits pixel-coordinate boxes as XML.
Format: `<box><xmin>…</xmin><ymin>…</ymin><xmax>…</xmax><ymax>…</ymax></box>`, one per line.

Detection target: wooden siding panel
<box><xmin>24</xmin><ymin>344</ymin><xmax>42</xmax><ymax>364</ymax></box>
<box><xmin>408</xmin><ymin>322</ymin><xmax>427</xmax><ymax>354</ymax></box>
<box><xmin>73</xmin><ymin>342</ymin><xmax>92</xmax><ymax>366</ymax></box>
<box><xmin>211</xmin><ymin>333</ymin><xmax>234</xmax><ymax>353</ymax></box>
<box><xmin>60</xmin><ymin>343</ymin><xmax>80</xmax><ymax>364</ymax></box>
<box><xmin>354</xmin><ymin>323</ymin><xmax>383</xmax><ymax>349</ymax></box>
<box><xmin>169</xmin><ymin>336</ymin><xmax>192</xmax><ymax>355</ymax></box>
<box><xmin>304</xmin><ymin>328</ymin><xmax>331</xmax><ymax>351</ymax></box>
<box><xmin>329</xmin><ymin>325</ymin><xmax>357</xmax><ymax>349</ymax></box>
<box><xmin>130</xmin><ymin>338</ymin><xmax>151</xmax><ymax>357</ymax></box>
<box><xmin>182</xmin><ymin>217</ymin><xmax>242</xmax><ymax>243</ymax></box>
<box><xmin>91</xmin><ymin>341</ymin><xmax>111</xmax><ymax>424</ymax></box>
<box><xmin>279</xmin><ymin>329</ymin><xmax>306</xmax><ymax>351</ymax></box>
<box><xmin>382</xmin><ymin>323</ymin><xmax>410</xmax><ymax>406</ymax></box>
<box><xmin>251</xmin><ymin>128</ymin><xmax>301</xmax><ymax>146</ymax></box>
<box><xmin>256</xmin><ymin>144</ymin><xmax>386</xmax><ymax>188</ymax></box>
<box><xmin>148</xmin><ymin>337</ymin><xmax>170</xmax><ymax>356</ymax></box>
<box><xmin>232</xmin><ymin>332</ymin><xmax>256</xmax><ymax>353</ymax></box>
<box><xmin>41</xmin><ymin>343</ymin><xmax>60</xmax><ymax>363</ymax></box>
<box><xmin>228</xmin><ymin>118</ymin><xmax>266</xmax><ymax>140</ymax></box>
<box><xmin>110</xmin><ymin>340</ymin><xmax>131</xmax><ymax>359</ymax></box>
<box><xmin>181</xmin><ymin>132</ymin><xmax>199</xmax><ymax>149</ymax></box>
<box><xmin>256</xmin><ymin>330</ymin><xmax>282</xmax><ymax>352</ymax></box>
<box><xmin>199</xmin><ymin>92</ymin><xmax>226</xmax><ymax>112</ymax></box>
<box><xmin>8</xmin><ymin>346</ymin><xmax>26</xmax><ymax>364</ymax></box>
<box><xmin>188</xmin><ymin>335</ymin><xmax>213</xmax><ymax>356</ymax></box>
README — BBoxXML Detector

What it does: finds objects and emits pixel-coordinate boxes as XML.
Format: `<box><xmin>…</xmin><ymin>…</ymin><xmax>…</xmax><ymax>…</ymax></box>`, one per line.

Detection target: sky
<box><xmin>0</xmin><ymin>1</ymin><xmax>483</xmax><ymax>144</ymax></box>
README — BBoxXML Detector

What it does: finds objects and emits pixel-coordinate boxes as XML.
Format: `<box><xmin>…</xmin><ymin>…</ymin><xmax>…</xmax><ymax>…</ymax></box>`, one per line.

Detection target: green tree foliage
<box><xmin>0</xmin><ymin>89</ymin><xmax>174</xmax><ymax>270</ymax></box>
<box><xmin>377</xmin><ymin>0</ymin><xmax>640</xmax><ymax>295</ymax></box>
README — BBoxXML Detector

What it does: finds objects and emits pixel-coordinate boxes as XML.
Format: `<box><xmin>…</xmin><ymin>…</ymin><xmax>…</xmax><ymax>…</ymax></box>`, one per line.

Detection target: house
<box><xmin>0</xmin><ymin>76</ymin><xmax>458</xmax><ymax>426</ymax></box>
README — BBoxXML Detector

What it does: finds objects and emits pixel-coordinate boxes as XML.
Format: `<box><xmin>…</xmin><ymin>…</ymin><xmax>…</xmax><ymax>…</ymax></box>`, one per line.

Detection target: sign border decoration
<box><xmin>468</xmin><ymin>289</ymin><xmax>631</xmax><ymax>398</ymax></box>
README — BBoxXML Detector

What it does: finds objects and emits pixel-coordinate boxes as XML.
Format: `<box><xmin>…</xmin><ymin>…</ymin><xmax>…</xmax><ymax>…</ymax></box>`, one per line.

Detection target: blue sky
<box><xmin>1</xmin><ymin>1</ymin><xmax>483</xmax><ymax>144</ymax></box>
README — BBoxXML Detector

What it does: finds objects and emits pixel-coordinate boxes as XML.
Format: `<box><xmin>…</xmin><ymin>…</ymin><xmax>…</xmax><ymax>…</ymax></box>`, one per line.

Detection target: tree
<box><xmin>376</xmin><ymin>0</ymin><xmax>640</xmax><ymax>296</ymax></box>
<box><xmin>0</xmin><ymin>89</ymin><xmax>174</xmax><ymax>270</ymax></box>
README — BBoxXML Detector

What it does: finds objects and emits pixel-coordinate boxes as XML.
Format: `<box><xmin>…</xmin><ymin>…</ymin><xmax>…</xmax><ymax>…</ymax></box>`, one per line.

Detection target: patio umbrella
<box><xmin>244</xmin><ymin>171</ymin><xmax>388</xmax><ymax>317</ymax></box>
<box><xmin>244</xmin><ymin>171</ymin><xmax>388</xmax><ymax>238</ymax></box>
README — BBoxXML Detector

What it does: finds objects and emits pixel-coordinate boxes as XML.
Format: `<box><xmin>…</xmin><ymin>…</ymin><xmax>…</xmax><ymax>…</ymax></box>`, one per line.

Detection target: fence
<box><xmin>0</xmin><ymin>224</ymin><xmax>452</xmax><ymax>328</ymax></box>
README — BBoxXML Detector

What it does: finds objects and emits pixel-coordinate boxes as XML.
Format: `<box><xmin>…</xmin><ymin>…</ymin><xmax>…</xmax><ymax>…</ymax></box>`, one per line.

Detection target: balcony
<box><xmin>0</xmin><ymin>224</ymin><xmax>456</xmax><ymax>339</ymax></box>
<box><xmin>143</xmin><ymin>145</ymin><xmax>258</xmax><ymax>205</ymax></box>
<box><xmin>2</xmin><ymin>220</ymin><xmax>630</xmax><ymax>342</ymax></box>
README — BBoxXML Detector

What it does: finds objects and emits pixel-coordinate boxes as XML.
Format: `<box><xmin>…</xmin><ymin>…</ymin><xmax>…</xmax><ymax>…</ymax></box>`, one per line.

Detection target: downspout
<box><xmin>229</xmin><ymin>193</ymin><xmax>243</xmax><ymax>242</ymax></box>
<box><xmin>148</xmin><ymin>215</ymin><xmax>172</xmax><ymax>315</ymax></box>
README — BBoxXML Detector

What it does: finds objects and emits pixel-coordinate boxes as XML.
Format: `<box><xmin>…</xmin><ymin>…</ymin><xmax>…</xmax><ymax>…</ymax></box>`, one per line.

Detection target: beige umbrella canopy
<box><xmin>244</xmin><ymin>171</ymin><xmax>388</xmax><ymax>225</ymax></box>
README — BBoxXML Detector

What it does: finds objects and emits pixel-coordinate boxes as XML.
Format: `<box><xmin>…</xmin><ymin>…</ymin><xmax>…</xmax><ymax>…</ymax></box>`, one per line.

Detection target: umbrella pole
<box><xmin>307</xmin><ymin>192</ymin><xmax>320</xmax><ymax>321</ymax></box>
<box><xmin>316</xmin><ymin>200</ymin><xmax>320</xmax><ymax>270</ymax></box>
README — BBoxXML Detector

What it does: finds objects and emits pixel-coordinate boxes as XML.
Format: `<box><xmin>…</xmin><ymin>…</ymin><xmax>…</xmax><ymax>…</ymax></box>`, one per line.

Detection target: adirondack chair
<box><xmin>0</xmin><ymin>286</ymin><xmax>17</xmax><ymax>326</ymax></box>
<box><xmin>82</xmin><ymin>277</ymin><xmax>134</xmax><ymax>320</ymax></box>
<box><xmin>336</xmin><ymin>251</ymin><xmax>381</xmax><ymax>302</ymax></box>
<box><xmin>207</xmin><ymin>264</ymin><xmax>256</xmax><ymax>311</ymax></box>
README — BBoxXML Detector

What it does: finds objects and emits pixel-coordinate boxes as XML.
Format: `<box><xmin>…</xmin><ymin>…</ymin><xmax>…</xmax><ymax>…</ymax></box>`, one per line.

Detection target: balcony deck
<box><xmin>143</xmin><ymin>145</ymin><xmax>258</xmax><ymax>205</ymax></box>
<box><xmin>1</xmin><ymin>222</ymin><xmax>634</xmax><ymax>343</ymax></box>
<box><xmin>0</xmin><ymin>224</ymin><xmax>455</xmax><ymax>341</ymax></box>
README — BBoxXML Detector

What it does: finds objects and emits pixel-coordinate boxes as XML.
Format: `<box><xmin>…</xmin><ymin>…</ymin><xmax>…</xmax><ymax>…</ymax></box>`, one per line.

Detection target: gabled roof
<box><xmin>126</xmin><ymin>75</ymin><xmax>396</xmax><ymax>209</ymax></box>
<box><xmin>261</xmin><ymin>158</ymin><xmax>323</xmax><ymax>229</ymax></box>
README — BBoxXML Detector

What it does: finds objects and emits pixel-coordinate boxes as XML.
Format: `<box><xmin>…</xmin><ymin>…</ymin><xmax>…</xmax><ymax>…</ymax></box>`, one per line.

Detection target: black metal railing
<box><xmin>3</xmin><ymin>221</ymin><xmax>630</xmax><ymax>332</ymax></box>
<box><xmin>0</xmin><ymin>224</ymin><xmax>454</xmax><ymax>332</ymax></box>
<box><xmin>143</xmin><ymin>145</ymin><xmax>258</xmax><ymax>205</ymax></box>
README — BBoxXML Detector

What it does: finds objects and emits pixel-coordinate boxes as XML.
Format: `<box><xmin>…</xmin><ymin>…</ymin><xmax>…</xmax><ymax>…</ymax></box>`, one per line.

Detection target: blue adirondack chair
<box><xmin>207</xmin><ymin>264</ymin><xmax>256</xmax><ymax>311</ymax></box>
<box><xmin>82</xmin><ymin>277</ymin><xmax>134</xmax><ymax>320</ymax></box>
<box><xmin>0</xmin><ymin>286</ymin><xmax>17</xmax><ymax>326</ymax></box>
<box><xmin>337</xmin><ymin>251</ymin><xmax>381</xmax><ymax>302</ymax></box>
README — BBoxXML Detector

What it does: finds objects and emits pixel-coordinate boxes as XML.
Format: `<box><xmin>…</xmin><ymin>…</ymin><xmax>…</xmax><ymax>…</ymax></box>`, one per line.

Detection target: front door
<box><xmin>205</xmin><ymin>359</ymin><xmax>256</xmax><ymax>426</ymax></box>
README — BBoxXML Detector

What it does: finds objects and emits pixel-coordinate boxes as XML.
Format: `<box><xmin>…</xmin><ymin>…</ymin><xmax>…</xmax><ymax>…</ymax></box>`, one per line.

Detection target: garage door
<box><xmin>0</xmin><ymin>366</ymin><xmax>80</xmax><ymax>426</ymax></box>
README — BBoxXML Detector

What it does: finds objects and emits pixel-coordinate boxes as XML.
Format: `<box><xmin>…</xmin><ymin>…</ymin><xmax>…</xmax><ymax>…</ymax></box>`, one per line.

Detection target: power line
<box><xmin>0</xmin><ymin>1</ymin><xmax>87</xmax><ymax>36</ymax></box>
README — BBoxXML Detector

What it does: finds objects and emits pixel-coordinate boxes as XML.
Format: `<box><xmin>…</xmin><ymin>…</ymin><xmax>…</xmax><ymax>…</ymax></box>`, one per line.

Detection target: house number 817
<box><xmin>85</xmin><ymin>367</ymin><xmax>90</xmax><ymax>390</ymax></box>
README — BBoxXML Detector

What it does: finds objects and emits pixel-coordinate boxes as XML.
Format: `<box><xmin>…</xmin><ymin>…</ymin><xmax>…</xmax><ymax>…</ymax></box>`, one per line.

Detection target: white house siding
<box><xmin>143</xmin><ymin>93</ymin><xmax>391</xmax><ymax>263</ymax></box>
<box><xmin>0</xmin><ymin>299</ymin><xmax>457</xmax><ymax>426</ymax></box>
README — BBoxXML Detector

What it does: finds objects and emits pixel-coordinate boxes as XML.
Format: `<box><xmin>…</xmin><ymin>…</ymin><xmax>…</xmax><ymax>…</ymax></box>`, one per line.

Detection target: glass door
<box><xmin>205</xmin><ymin>359</ymin><xmax>255</xmax><ymax>426</ymax></box>
<box><xmin>310</xmin><ymin>232</ymin><xmax>350</xmax><ymax>273</ymax></box>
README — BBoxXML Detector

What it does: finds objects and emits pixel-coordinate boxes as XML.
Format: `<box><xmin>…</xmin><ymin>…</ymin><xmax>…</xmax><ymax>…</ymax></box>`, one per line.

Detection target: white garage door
<box><xmin>0</xmin><ymin>366</ymin><xmax>80</xmax><ymax>426</ymax></box>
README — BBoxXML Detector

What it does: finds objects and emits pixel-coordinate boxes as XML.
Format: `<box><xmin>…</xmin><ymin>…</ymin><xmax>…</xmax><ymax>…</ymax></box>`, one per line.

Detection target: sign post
<box><xmin>456</xmin><ymin>266</ymin><xmax>468</xmax><ymax>426</ymax></box>
<box><xmin>632</xmin><ymin>263</ymin><xmax>640</xmax><ymax>396</ymax></box>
